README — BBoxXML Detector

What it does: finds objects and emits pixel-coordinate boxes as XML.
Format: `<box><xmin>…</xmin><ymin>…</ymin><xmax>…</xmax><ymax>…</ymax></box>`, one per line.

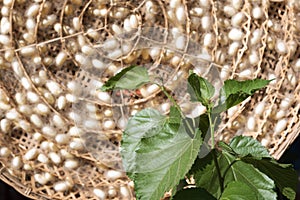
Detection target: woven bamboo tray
<box><xmin>0</xmin><ymin>0</ymin><xmax>299</xmax><ymax>199</ymax></box>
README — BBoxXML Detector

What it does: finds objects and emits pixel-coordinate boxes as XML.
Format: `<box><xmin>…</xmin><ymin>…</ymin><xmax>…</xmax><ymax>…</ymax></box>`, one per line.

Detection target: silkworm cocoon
<box><xmin>130</xmin><ymin>14</ymin><xmax>138</xmax><ymax>29</ymax></box>
<box><xmin>42</xmin><ymin>126</ymin><xmax>57</xmax><ymax>137</ymax></box>
<box><xmin>252</xmin><ymin>6</ymin><xmax>263</xmax><ymax>19</ymax></box>
<box><xmin>0</xmin><ymin>102</ymin><xmax>10</xmax><ymax>110</ymax></box>
<box><xmin>26</xmin><ymin>4</ymin><xmax>40</xmax><ymax>17</ymax></box>
<box><xmin>55</xmin><ymin>134</ymin><xmax>70</xmax><ymax>145</ymax></box>
<box><xmin>105</xmin><ymin>170</ymin><xmax>124</xmax><ymax>180</ymax></box>
<box><xmin>68</xmin><ymin>111</ymin><xmax>81</xmax><ymax>122</ymax></box>
<box><xmin>60</xmin><ymin>149</ymin><xmax>74</xmax><ymax>159</ymax></box>
<box><xmin>49</xmin><ymin>142</ymin><xmax>58</xmax><ymax>152</ymax></box>
<box><xmin>32</xmin><ymin>133</ymin><xmax>42</xmax><ymax>143</ymax></box>
<box><xmin>228</xmin><ymin>42</ymin><xmax>240</xmax><ymax>56</ymax></box>
<box><xmin>34</xmin><ymin>174</ymin><xmax>48</xmax><ymax>185</ymax></box>
<box><xmin>87</xmin><ymin>28</ymin><xmax>100</xmax><ymax>40</ymax></box>
<box><xmin>109</xmin><ymin>49</ymin><xmax>122</xmax><ymax>59</ymax></box>
<box><xmin>280</xmin><ymin>97</ymin><xmax>292</xmax><ymax>110</ymax></box>
<box><xmin>49</xmin><ymin>152</ymin><xmax>62</xmax><ymax>164</ymax></box>
<box><xmin>294</xmin><ymin>58</ymin><xmax>300</xmax><ymax>72</ymax></box>
<box><xmin>27</xmin><ymin>91</ymin><xmax>39</xmax><ymax>103</ymax></box>
<box><xmin>19</xmin><ymin>120</ymin><xmax>31</xmax><ymax>132</ymax></box>
<box><xmin>1</xmin><ymin>17</ymin><xmax>11</xmax><ymax>34</ymax></box>
<box><xmin>40</xmin><ymin>141</ymin><xmax>50</xmax><ymax>150</ymax></box>
<box><xmin>72</xmin><ymin>17</ymin><xmax>80</xmax><ymax>30</ymax></box>
<box><xmin>201</xmin><ymin>15</ymin><xmax>211</xmax><ymax>30</ymax></box>
<box><xmin>37</xmin><ymin>153</ymin><xmax>49</xmax><ymax>163</ymax></box>
<box><xmin>69</xmin><ymin>138</ymin><xmax>84</xmax><ymax>150</ymax></box>
<box><xmin>30</xmin><ymin>114</ymin><xmax>43</xmax><ymax>128</ymax></box>
<box><xmin>64</xmin><ymin>159</ymin><xmax>79</xmax><ymax>169</ymax></box>
<box><xmin>57</xmin><ymin>96</ymin><xmax>66</xmax><ymax>110</ymax></box>
<box><xmin>93</xmin><ymin>188</ymin><xmax>106</xmax><ymax>199</ymax></box>
<box><xmin>36</xmin><ymin>103</ymin><xmax>49</xmax><ymax>115</ymax></box>
<box><xmin>20</xmin><ymin>46</ymin><xmax>36</xmax><ymax>56</ymax></box>
<box><xmin>0</xmin><ymin>34</ymin><xmax>10</xmax><ymax>45</ymax></box>
<box><xmin>103</xmin><ymin>120</ymin><xmax>115</xmax><ymax>130</ymax></box>
<box><xmin>220</xmin><ymin>65</ymin><xmax>230</xmax><ymax>81</ymax></box>
<box><xmin>0</xmin><ymin>119</ymin><xmax>11</xmax><ymax>133</ymax></box>
<box><xmin>1</xmin><ymin>6</ymin><xmax>10</xmax><ymax>16</ymax></box>
<box><xmin>112</xmin><ymin>24</ymin><xmax>122</xmax><ymax>35</ymax></box>
<box><xmin>84</xmin><ymin>119</ymin><xmax>99</xmax><ymax>129</ymax></box>
<box><xmin>249</xmin><ymin>51</ymin><xmax>259</xmax><ymax>65</ymax></box>
<box><xmin>170</xmin><ymin>0</ymin><xmax>181</xmax><ymax>8</ymax></box>
<box><xmin>24</xmin><ymin>148</ymin><xmax>38</xmax><ymax>160</ymax></box>
<box><xmin>0</xmin><ymin>147</ymin><xmax>10</xmax><ymax>157</ymax></box>
<box><xmin>199</xmin><ymin>0</ymin><xmax>210</xmax><ymax>7</ymax></box>
<box><xmin>203</xmin><ymin>33</ymin><xmax>214</xmax><ymax>47</ymax></box>
<box><xmin>92</xmin><ymin>59</ymin><xmax>105</xmax><ymax>70</ymax></box>
<box><xmin>11</xmin><ymin>156</ymin><xmax>22</xmax><ymax>169</ymax></box>
<box><xmin>54</xmin><ymin>181</ymin><xmax>71</xmax><ymax>192</ymax></box>
<box><xmin>176</xmin><ymin>5</ymin><xmax>186</xmax><ymax>23</ymax></box>
<box><xmin>44</xmin><ymin>172</ymin><xmax>53</xmax><ymax>182</ymax></box>
<box><xmin>117</xmin><ymin>117</ymin><xmax>127</xmax><ymax>130</ymax></box>
<box><xmin>23</xmin><ymin>163</ymin><xmax>33</xmax><ymax>171</ymax></box>
<box><xmin>108</xmin><ymin>186</ymin><xmax>117</xmax><ymax>198</ymax></box>
<box><xmin>46</xmin><ymin>81</ymin><xmax>62</xmax><ymax>96</ymax></box>
<box><xmin>274</xmin><ymin>119</ymin><xmax>288</xmax><ymax>134</ymax></box>
<box><xmin>254</xmin><ymin>102</ymin><xmax>265</xmax><ymax>116</ymax></box>
<box><xmin>120</xmin><ymin>186</ymin><xmax>130</xmax><ymax>198</ymax></box>
<box><xmin>147</xmin><ymin>84</ymin><xmax>160</xmax><ymax>94</ymax></box>
<box><xmin>6</xmin><ymin>109</ymin><xmax>20</xmax><ymax>120</ymax></box>
<box><xmin>97</xmin><ymin>91</ymin><xmax>111</xmax><ymax>103</ymax></box>
<box><xmin>149</xmin><ymin>47</ymin><xmax>160</xmax><ymax>59</ymax></box>
<box><xmin>19</xmin><ymin>105</ymin><xmax>32</xmax><ymax>115</ymax></box>
<box><xmin>239</xmin><ymin>69</ymin><xmax>252</xmax><ymax>79</ymax></box>
<box><xmin>81</xmin><ymin>45</ymin><xmax>95</xmax><ymax>55</ymax></box>
<box><xmin>65</xmin><ymin>93</ymin><xmax>78</xmax><ymax>103</ymax></box>
<box><xmin>231</xmin><ymin>0</ymin><xmax>242</xmax><ymax>10</ymax></box>
<box><xmin>3</xmin><ymin>0</ymin><xmax>13</xmax><ymax>6</ymax></box>
<box><xmin>52</xmin><ymin>114</ymin><xmax>65</xmax><ymax>128</ymax></box>
<box><xmin>68</xmin><ymin>126</ymin><xmax>82</xmax><ymax>137</ymax></box>
<box><xmin>228</xmin><ymin>28</ymin><xmax>244</xmax><ymax>41</ymax></box>
<box><xmin>12</xmin><ymin>60</ymin><xmax>23</xmax><ymax>77</ymax></box>
<box><xmin>231</xmin><ymin>12</ymin><xmax>244</xmax><ymax>27</ymax></box>
<box><xmin>55</xmin><ymin>51</ymin><xmax>67</xmax><ymax>67</ymax></box>
<box><xmin>224</xmin><ymin>5</ymin><xmax>237</xmax><ymax>17</ymax></box>
<box><xmin>247</xmin><ymin>116</ymin><xmax>256</xmax><ymax>131</ymax></box>
<box><xmin>175</xmin><ymin>35</ymin><xmax>186</xmax><ymax>50</ymax></box>
<box><xmin>275</xmin><ymin>110</ymin><xmax>286</xmax><ymax>120</ymax></box>
<box><xmin>275</xmin><ymin>40</ymin><xmax>287</xmax><ymax>55</ymax></box>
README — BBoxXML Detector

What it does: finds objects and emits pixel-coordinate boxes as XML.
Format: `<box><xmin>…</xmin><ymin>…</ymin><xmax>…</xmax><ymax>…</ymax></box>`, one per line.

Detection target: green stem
<box><xmin>208</xmin><ymin>108</ymin><xmax>224</xmax><ymax>192</ymax></box>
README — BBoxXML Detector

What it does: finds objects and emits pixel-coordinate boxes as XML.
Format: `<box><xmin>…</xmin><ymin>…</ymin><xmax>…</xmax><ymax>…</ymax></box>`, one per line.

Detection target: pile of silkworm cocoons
<box><xmin>0</xmin><ymin>0</ymin><xmax>299</xmax><ymax>199</ymax></box>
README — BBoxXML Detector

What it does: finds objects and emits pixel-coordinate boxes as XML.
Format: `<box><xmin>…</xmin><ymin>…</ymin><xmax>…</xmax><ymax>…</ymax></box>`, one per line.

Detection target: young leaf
<box><xmin>242</xmin><ymin>158</ymin><xmax>297</xmax><ymax>200</ymax></box>
<box><xmin>101</xmin><ymin>65</ymin><xmax>150</xmax><ymax>91</ymax></box>
<box><xmin>173</xmin><ymin>188</ymin><xmax>216</xmax><ymax>200</ymax></box>
<box><xmin>228</xmin><ymin>136</ymin><xmax>271</xmax><ymax>158</ymax></box>
<box><xmin>220</xmin><ymin>181</ymin><xmax>257</xmax><ymax>200</ymax></box>
<box><xmin>187</xmin><ymin>73</ymin><xmax>215</xmax><ymax>107</ymax></box>
<box><xmin>195</xmin><ymin>151</ymin><xmax>276</xmax><ymax>200</ymax></box>
<box><xmin>213</xmin><ymin>79</ymin><xmax>270</xmax><ymax>113</ymax></box>
<box><xmin>121</xmin><ymin>108</ymin><xmax>203</xmax><ymax>200</ymax></box>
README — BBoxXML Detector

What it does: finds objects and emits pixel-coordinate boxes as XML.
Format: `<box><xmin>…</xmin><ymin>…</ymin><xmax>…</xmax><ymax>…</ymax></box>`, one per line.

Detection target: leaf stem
<box><xmin>208</xmin><ymin>108</ymin><xmax>224</xmax><ymax>192</ymax></box>
<box><xmin>207</xmin><ymin>108</ymin><xmax>215</xmax><ymax>148</ymax></box>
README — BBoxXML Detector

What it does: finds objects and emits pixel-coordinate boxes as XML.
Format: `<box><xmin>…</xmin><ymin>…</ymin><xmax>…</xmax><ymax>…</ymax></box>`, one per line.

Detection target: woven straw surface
<box><xmin>0</xmin><ymin>0</ymin><xmax>299</xmax><ymax>199</ymax></box>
